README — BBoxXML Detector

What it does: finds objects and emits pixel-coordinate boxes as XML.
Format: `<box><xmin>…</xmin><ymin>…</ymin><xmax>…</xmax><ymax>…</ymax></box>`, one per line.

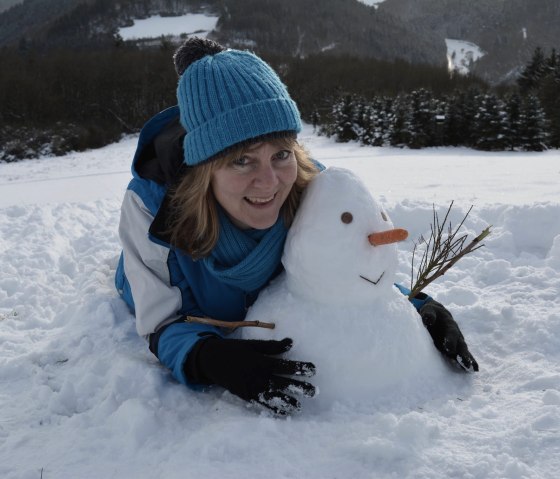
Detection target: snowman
<box><xmin>244</xmin><ymin>167</ymin><xmax>450</xmax><ymax>410</ymax></box>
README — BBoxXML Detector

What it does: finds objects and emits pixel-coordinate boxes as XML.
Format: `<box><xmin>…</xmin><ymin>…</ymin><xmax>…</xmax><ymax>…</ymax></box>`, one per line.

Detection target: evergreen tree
<box><xmin>473</xmin><ymin>93</ymin><xmax>508</xmax><ymax>151</ymax></box>
<box><xmin>389</xmin><ymin>94</ymin><xmax>410</xmax><ymax>147</ymax></box>
<box><xmin>331</xmin><ymin>94</ymin><xmax>359</xmax><ymax>143</ymax></box>
<box><xmin>431</xmin><ymin>97</ymin><xmax>447</xmax><ymax>147</ymax></box>
<box><xmin>538</xmin><ymin>50</ymin><xmax>560</xmax><ymax>148</ymax></box>
<box><xmin>380</xmin><ymin>97</ymin><xmax>394</xmax><ymax>147</ymax></box>
<box><xmin>519</xmin><ymin>94</ymin><xmax>548</xmax><ymax>151</ymax></box>
<box><xmin>406</xmin><ymin>89</ymin><xmax>435</xmax><ymax>149</ymax></box>
<box><xmin>504</xmin><ymin>93</ymin><xmax>523</xmax><ymax>151</ymax></box>
<box><xmin>517</xmin><ymin>47</ymin><xmax>546</xmax><ymax>94</ymax></box>
<box><xmin>358</xmin><ymin>96</ymin><xmax>386</xmax><ymax>147</ymax></box>
<box><xmin>357</xmin><ymin>102</ymin><xmax>376</xmax><ymax>146</ymax></box>
<box><xmin>350</xmin><ymin>96</ymin><xmax>370</xmax><ymax>145</ymax></box>
<box><xmin>444</xmin><ymin>91</ymin><xmax>465</xmax><ymax>146</ymax></box>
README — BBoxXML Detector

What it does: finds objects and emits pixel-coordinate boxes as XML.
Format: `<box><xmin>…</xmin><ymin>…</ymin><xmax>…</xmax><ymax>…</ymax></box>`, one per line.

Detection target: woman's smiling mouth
<box><xmin>245</xmin><ymin>194</ymin><xmax>276</xmax><ymax>205</ymax></box>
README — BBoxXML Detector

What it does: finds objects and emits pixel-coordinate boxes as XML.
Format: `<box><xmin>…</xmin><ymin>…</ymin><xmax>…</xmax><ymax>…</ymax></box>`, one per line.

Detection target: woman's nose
<box><xmin>254</xmin><ymin>162</ymin><xmax>279</xmax><ymax>188</ymax></box>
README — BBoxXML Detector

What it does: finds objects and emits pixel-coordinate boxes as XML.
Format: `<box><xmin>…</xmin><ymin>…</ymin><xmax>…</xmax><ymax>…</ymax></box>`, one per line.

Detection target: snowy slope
<box><xmin>446</xmin><ymin>39</ymin><xmax>486</xmax><ymax>76</ymax></box>
<box><xmin>1</xmin><ymin>126</ymin><xmax>560</xmax><ymax>478</ymax></box>
<box><xmin>356</xmin><ymin>0</ymin><xmax>386</xmax><ymax>8</ymax></box>
<box><xmin>118</xmin><ymin>13</ymin><xmax>219</xmax><ymax>40</ymax></box>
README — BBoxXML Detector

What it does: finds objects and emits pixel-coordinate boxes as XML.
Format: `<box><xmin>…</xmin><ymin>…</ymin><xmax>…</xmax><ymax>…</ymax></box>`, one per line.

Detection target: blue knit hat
<box><xmin>175</xmin><ymin>39</ymin><xmax>302</xmax><ymax>166</ymax></box>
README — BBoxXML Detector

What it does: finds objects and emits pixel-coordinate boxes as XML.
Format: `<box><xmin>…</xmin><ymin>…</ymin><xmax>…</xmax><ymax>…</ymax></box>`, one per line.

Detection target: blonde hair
<box><xmin>167</xmin><ymin>138</ymin><xmax>319</xmax><ymax>259</ymax></box>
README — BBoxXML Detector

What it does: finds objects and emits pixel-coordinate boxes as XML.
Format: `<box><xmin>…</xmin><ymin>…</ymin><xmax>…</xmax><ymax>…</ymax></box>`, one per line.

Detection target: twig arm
<box><xmin>184</xmin><ymin>315</ymin><xmax>276</xmax><ymax>329</ymax></box>
<box><xmin>409</xmin><ymin>226</ymin><xmax>491</xmax><ymax>298</ymax></box>
<box><xmin>408</xmin><ymin>201</ymin><xmax>491</xmax><ymax>301</ymax></box>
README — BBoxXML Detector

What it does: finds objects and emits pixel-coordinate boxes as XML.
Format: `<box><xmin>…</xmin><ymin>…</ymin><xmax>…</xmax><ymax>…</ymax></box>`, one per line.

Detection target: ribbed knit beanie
<box><xmin>174</xmin><ymin>37</ymin><xmax>302</xmax><ymax>166</ymax></box>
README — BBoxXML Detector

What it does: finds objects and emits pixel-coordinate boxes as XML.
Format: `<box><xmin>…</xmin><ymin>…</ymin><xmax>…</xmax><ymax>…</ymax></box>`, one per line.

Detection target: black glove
<box><xmin>184</xmin><ymin>336</ymin><xmax>316</xmax><ymax>415</ymax></box>
<box><xmin>419</xmin><ymin>300</ymin><xmax>479</xmax><ymax>372</ymax></box>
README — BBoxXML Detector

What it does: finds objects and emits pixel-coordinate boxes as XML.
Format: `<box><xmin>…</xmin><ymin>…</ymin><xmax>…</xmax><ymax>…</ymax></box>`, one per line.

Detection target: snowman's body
<box><xmin>243</xmin><ymin>168</ymin><xmax>450</xmax><ymax>409</ymax></box>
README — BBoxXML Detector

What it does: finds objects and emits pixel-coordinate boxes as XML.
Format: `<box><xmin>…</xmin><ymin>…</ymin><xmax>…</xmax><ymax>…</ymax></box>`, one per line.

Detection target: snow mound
<box><xmin>1</xmin><ymin>132</ymin><xmax>559</xmax><ymax>478</ymax></box>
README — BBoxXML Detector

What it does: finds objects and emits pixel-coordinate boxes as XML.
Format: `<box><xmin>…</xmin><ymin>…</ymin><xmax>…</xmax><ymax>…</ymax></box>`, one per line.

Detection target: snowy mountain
<box><xmin>0</xmin><ymin>0</ymin><xmax>557</xmax><ymax>82</ymax></box>
<box><xmin>0</xmin><ymin>0</ymin><xmax>560</xmax><ymax>82</ymax></box>
<box><xmin>378</xmin><ymin>0</ymin><xmax>560</xmax><ymax>82</ymax></box>
<box><xmin>1</xmin><ymin>125</ymin><xmax>560</xmax><ymax>478</ymax></box>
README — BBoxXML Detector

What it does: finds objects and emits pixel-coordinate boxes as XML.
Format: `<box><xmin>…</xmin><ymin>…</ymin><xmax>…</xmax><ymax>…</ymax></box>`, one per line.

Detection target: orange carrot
<box><xmin>368</xmin><ymin>228</ymin><xmax>409</xmax><ymax>246</ymax></box>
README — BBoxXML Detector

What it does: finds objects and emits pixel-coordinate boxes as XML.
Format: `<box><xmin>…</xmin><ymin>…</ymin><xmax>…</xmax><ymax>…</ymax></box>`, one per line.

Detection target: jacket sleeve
<box><xmin>118</xmin><ymin>188</ymin><xmax>221</xmax><ymax>384</ymax></box>
<box><xmin>393</xmin><ymin>283</ymin><xmax>432</xmax><ymax>311</ymax></box>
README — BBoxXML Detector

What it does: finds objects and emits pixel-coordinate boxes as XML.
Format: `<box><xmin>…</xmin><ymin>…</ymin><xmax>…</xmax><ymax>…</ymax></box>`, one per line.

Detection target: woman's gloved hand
<box><xmin>419</xmin><ymin>300</ymin><xmax>479</xmax><ymax>372</ymax></box>
<box><xmin>184</xmin><ymin>336</ymin><xmax>316</xmax><ymax>415</ymax></box>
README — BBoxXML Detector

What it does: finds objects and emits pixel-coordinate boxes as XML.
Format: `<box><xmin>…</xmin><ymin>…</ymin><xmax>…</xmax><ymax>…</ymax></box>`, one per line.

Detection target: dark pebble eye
<box><xmin>341</xmin><ymin>212</ymin><xmax>353</xmax><ymax>224</ymax></box>
<box><xmin>381</xmin><ymin>211</ymin><xmax>388</xmax><ymax>221</ymax></box>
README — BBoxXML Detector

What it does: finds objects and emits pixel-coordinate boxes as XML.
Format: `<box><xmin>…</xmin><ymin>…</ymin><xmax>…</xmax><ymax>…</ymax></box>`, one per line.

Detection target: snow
<box><xmin>244</xmin><ymin>167</ymin><xmax>450</xmax><ymax>409</ymax></box>
<box><xmin>356</xmin><ymin>0</ymin><xmax>386</xmax><ymax>8</ymax></box>
<box><xmin>1</xmin><ymin>124</ymin><xmax>560</xmax><ymax>478</ymax></box>
<box><xmin>446</xmin><ymin>39</ymin><xmax>486</xmax><ymax>76</ymax></box>
<box><xmin>118</xmin><ymin>13</ymin><xmax>219</xmax><ymax>41</ymax></box>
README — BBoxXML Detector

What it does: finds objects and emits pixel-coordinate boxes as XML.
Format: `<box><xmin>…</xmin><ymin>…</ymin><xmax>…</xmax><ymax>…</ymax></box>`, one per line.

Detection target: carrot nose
<box><xmin>368</xmin><ymin>228</ymin><xmax>409</xmax><ymax>246</ymax></box>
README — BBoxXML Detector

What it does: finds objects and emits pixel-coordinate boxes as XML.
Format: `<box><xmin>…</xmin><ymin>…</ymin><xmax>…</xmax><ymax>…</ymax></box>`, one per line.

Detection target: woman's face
<box><xmin>211</xmin><ymin>141</ymin><xmax>298</xmax><ymax>230</ymax></box>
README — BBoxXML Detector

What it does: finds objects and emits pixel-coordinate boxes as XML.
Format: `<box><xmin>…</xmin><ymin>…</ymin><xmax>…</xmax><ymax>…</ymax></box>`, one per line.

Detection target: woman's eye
<box><xmin>232</xmin><ymin>156</ymin><xmax>250</xmax><ymax>167</ymax></box>
<box><xmin>274</xmin><ymin>150</ymin><xmax>292</xmax><ymax>160</ymax></box>
<box><xmin>381</xmin><ymin>211</ymin><xmax>388</xmax><ymax>221</ymax></box>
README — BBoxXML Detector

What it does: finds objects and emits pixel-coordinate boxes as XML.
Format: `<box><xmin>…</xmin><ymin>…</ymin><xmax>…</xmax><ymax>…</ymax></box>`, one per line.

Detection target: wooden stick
<box><xmin>185</xmin><ymin>315</ymin><xmax>275</xmax><ymax>329</ymax></box>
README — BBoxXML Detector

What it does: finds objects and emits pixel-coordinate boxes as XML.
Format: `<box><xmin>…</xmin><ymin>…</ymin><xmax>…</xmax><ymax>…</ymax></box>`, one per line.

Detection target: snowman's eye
<box><xmin>381</xmin><ymin>211</ymin><xmax>388</xmax><ymax>221</ymax></box>
<box><xmin>341</xmin><ymin>212</ymin><xmax>353</xmax><ymax>224</ymax></box>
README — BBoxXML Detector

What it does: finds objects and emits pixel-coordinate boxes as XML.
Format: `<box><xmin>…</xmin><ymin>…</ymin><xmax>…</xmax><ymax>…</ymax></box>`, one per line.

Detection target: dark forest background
<box><xmin>1</xmin><ymin>0</ymin><xmax>559</xmax><ymax>161</ymax></box>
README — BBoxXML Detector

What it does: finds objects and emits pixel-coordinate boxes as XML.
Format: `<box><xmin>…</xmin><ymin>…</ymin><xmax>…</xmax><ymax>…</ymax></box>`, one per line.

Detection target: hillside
<box><xmin>2</xmin><ymin>0</ymin><xmax>557</xmax><ymax>82</ymax></box>
<box><xmin>1</xmin><ymin>0</ymin><xmax>557</xmax><ymax>82</ymax></box>
<box><xmin>210</xmin><ymin>0</ymin><xmax>445</xmax><ymax>65</ymax></box>
<box><xmin>379</xmin><ymin>0</ymin><xmax>560</xmax><ymax>82</ymax></box>
<box><xmin>0</xmin><ymin>0</ymin><xmax>445</xmax><ymax>66</ymax></box>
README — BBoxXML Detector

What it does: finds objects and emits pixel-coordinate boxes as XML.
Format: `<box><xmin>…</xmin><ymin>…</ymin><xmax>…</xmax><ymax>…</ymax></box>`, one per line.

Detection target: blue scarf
<box><xmin>202</xmin><ymin>208</ymin><xmax>287</xmax><ymax>292</ymax></box>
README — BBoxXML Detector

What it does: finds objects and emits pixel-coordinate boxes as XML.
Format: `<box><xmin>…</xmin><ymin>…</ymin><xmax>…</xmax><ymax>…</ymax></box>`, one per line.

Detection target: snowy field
<box><xmin>1</xmin><ymin>125</ymin><xmax>560</xmax><ymax>479</ymax></box>
<box><xmin>118</xmin><ymin>13</ymin><xmax>219</xmax><ymax>40</ymax></box>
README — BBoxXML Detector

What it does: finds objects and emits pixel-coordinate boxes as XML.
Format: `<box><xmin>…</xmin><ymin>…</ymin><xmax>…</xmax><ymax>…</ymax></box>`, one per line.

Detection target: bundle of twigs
<box><xmin>409</xmin><ymin>201</ymin><xmax>491</xmax><ymax>299</ymax></box>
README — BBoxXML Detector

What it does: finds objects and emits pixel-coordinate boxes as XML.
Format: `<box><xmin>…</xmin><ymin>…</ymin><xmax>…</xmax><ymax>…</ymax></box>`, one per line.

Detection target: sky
<box><xmin>1</xmin><ymin>125</ymin><xmax>559</xmax><ymax>479</ymax></box>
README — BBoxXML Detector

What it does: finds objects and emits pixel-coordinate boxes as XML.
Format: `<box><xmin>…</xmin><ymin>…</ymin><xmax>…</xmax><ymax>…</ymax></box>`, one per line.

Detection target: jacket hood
<box><xmin>132</xmin><ymin>106</ymin><xmax>188</xmax><ymax>187</ymax></box>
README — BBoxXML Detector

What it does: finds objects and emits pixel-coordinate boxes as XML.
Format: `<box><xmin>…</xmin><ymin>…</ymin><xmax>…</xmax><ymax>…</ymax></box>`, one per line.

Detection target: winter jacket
<box><xmin>115</xmin><ymin>106</ymin><xmax>294</xmax><ymax>385</ymax></box>
<box><xmin>115</xmin><ymin>106</ymin><xmax>430</xmax><ymax>387</ymax></box>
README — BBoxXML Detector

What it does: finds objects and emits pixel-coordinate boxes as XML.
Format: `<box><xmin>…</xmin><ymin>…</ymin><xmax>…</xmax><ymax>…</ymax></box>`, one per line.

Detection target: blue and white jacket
<box><xmin>115</xmin><ymin>106</ymin><xmax>271</xmax><ymax>385</ymax></box>
<box><xmin>115</xmin><ymin>107</ymin><xmax>430</xmax><ymax>386</ymax></box>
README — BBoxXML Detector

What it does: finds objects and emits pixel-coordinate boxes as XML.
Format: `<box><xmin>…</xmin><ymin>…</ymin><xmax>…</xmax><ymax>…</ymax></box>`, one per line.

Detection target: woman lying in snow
<box><xmin>115</xmin><ymin>37</ymin><xmax>478</xmax><ymax>416</ymax></box>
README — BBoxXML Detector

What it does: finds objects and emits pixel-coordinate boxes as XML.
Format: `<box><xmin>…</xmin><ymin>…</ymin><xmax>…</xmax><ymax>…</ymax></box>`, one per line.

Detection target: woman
<box><xmin>115</xmin><ymin>37</ymin><xmax>478</xmax><ymax>415</ymax></box>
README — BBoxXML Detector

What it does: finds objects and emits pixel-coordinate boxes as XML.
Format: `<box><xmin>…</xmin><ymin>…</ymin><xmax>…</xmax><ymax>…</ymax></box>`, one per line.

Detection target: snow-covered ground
<box><xmin>357</xmin><ymin>0</ymin><xmax>386</xmax><ymax>8</ymax></box>
<box><xmin>446</xmin><ymin>39</ymin><xmax>486</xmax><ymax>76</ymax></box>
<box><xmin>1</xmin><ymin>125</ymin><xmax>559</xmax><ymax>478</ymax></box>
<box><xmin>118</xmin><ymin>13</ymin><xmax>219</xmax><ymax>40</ymax></box>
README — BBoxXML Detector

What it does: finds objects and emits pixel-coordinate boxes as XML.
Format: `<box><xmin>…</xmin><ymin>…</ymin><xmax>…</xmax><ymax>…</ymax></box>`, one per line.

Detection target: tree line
<box><xmin>0</xmin><ymin>44</ymin><xmax>557</xmax><ymax>162</ymax></box>
<box><xmin>322</xmin><ymin>88</ymin><xmax>549</xmax><ymax>151</ymax></box>
<box><xmin>316</xmin><ymin>48</ymin><xmax>560</xmax><ymax>151</ymax></box>
<box><xmin>0</xmin><ymin>44</ymin><xmax>178</xmax><ymax>161</ymax></box>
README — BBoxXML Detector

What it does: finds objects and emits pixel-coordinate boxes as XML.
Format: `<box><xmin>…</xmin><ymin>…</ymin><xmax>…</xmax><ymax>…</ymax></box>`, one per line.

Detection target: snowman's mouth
<box><xmin>360</xmin><ymin>272</ymin><xmax>385</xmax><ymax>285</ymax></box>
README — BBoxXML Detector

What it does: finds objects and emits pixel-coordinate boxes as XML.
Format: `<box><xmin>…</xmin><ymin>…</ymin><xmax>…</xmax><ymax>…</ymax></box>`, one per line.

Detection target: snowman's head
<box><xmin>283</xmin><ymin>167</ymin><xmax>408</xmax><ymax>305</ymax></box>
